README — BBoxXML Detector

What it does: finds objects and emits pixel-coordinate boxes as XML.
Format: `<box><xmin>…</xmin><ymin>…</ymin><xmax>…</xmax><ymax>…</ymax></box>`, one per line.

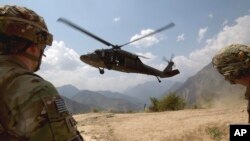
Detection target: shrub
<box><xmin>149</xmin><ymin>97</ymin><xmax>160</xmax><ymax>112</ymax></box>
<box><xmin>149</xmin><ymin>92</ymin><xmax>185</xmax><ymax>112</ymax></box>
<box><xmin>92</xmin><ymin>108</ymin><xmax>100</xmax><ymax>113</ymax></box>
<box><xmin>206</xmin><ymin>126</ymin><xmax>225</xmax><ymax>141</ymax></box>
<box><xmin>158</xmin><ymin>92</ymin><xmax>185</xmax><ymax>111</ymax></box>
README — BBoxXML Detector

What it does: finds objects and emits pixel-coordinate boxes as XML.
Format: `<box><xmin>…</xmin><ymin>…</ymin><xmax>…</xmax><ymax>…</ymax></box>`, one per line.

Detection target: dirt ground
<box><xmin>74</xmin><ymin>100</ymin><xmax>248</xmax><ymax>141</ymax></box>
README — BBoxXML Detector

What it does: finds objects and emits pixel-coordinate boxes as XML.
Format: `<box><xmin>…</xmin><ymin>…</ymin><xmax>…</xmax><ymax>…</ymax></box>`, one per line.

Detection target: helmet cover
<box><xmin>0</xmin><ymin>5</ymin><xmax>53</xmax><ymax>46</ymax></box>
<box><xmin>212</xmin><ymin>44</ymin><xmax>250</xmax><ymax>83</ymax></box>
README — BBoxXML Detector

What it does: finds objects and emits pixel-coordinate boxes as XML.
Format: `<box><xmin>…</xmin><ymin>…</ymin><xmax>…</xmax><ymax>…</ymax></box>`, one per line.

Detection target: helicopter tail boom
<box><xmin>160</xmin><ymin>62</ymin><xmax>180</xmax><ymax>78</ymax></box>
<box><xmin>161</xmin><ymin>69</ymin><xmax>180</xmax><ymax>78</ymax></box>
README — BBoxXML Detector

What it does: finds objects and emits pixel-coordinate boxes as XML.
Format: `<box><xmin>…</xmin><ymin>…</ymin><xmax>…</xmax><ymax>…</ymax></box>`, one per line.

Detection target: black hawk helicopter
<box><xmin>58</xmin><ymin>18</ymin><xmax>180</xmax><ymax>82</ymax></box>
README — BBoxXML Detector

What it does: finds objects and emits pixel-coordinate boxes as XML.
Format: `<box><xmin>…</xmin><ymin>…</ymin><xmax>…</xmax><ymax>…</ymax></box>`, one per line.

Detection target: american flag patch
<box><xmin>55</xmin><ymin>98</ymin><xmax>68</xmax><ymax>113</ymax></box>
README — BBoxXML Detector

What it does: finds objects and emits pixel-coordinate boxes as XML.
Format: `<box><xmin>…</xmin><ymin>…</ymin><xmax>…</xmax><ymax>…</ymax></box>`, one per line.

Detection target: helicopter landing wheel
<box><xmin>99</xmin><ymin>68</ymin><xmax>104</xmax><ymax>74</ymax></box>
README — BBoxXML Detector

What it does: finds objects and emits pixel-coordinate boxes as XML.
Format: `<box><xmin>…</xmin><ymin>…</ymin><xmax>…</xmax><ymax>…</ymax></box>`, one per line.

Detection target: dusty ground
<box><xmin>74</xmin><ymin>100</ymin><xmax>249</xmax><ymax>141</ymax></box>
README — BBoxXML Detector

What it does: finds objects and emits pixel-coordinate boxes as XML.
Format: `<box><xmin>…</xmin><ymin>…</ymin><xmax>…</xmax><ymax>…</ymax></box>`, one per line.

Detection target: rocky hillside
<box><xmin>164</xmin><ymin>63</ymin><xmax>245</xmax><ymax>106</ymax></box>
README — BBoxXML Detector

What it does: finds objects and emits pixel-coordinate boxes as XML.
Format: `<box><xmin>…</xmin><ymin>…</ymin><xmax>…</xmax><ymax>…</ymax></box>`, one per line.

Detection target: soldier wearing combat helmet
<box><xmin>212</xmin><ymin>44</ymin><xmax>250</xmax><ymax>123</ymax></box>
<box><xmin>0</xmin><ymin>5</ymin><xmax>84</xmax><ymax>141</ymax></box>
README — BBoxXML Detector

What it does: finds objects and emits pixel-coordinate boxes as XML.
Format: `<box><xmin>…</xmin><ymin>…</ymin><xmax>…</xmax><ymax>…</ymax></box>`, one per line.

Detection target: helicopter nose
<box><xmin>80</xmin><ymin>55</ymin><xmax>88</xmax><ymax>62</ymax></box>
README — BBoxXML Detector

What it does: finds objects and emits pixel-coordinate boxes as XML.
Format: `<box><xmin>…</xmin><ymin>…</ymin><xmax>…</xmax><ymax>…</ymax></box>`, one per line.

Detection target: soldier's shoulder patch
<box><xmin>55</xmin><ymin>97</ymin><xmax>68</xmax><ymax>113</ymax></box>
<box><xmin>42</xmin><ymin>95</ymin><xmax>69</xmax><ymax>118</ymax></box>
<box><xmin>41</xmin><ymin>95</ymin><xmax>79</xmax><ymax>139</ymax></box>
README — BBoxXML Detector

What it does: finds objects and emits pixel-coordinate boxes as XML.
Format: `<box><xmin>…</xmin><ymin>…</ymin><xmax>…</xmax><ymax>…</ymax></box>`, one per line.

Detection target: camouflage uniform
<box><xmin>212</xmin><ymin>44</ymin><xmax>250</xmax><ymax>123</ymax></box>
<box><xmin>0</xmin><ymin>5</ymin><xmax>84</xmax><ymax>140</ymax></box>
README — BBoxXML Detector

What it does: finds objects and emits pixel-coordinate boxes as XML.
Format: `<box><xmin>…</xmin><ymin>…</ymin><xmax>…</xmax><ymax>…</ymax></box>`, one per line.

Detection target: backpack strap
<box><xmin>0</xmin><ymin>67</ymin><xmax>42</xmax><ymax>89</ymax></box>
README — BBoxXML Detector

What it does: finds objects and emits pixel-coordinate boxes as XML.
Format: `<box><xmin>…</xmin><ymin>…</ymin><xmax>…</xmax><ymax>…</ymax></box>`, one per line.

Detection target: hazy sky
<box><xmin>1</xmin><ymin>0</ymin><xmax>250</xmax><ymax>92</ymax></box>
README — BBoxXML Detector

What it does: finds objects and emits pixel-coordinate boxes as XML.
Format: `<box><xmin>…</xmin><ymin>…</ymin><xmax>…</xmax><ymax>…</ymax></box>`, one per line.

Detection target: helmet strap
<box><xmin>35</xmin><ymin>50</ymin><xmax>44</xmax><ymax>72</ymax></box>
<box><xmin>20</xmin><ymin>50</ymin><xmax>43</xmax><ymax>72</ymax></box>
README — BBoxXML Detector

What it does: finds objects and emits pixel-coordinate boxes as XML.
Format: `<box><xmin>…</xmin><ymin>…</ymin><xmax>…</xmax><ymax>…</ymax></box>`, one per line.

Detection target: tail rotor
<box><xmin>163</xmin><ymin>54</ymin><xmax>175</xmax><ymax>69</ymax></box>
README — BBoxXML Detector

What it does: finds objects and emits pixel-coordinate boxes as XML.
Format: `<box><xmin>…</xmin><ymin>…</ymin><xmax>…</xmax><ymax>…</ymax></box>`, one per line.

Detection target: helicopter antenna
<box><xmin>119</xmin><ymin>22</ymin><xmax>175</xmax><ymax>48</ymax></box>
<box><xmin>137</xmin><ymin>54</ymin><xmax>150</xmax><ymax>59</ymax></box>
<box><xmin>57</xmin><ymin>17</ymin><xmax>115</xmax><ymax>47</ymax></box>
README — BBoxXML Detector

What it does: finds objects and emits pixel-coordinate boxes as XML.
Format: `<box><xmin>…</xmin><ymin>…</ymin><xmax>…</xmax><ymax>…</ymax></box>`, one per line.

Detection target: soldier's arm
<box><xmin>1</xmin><ymin>74</ymin><xmax>83</xmax><ymax>141</ymax></box>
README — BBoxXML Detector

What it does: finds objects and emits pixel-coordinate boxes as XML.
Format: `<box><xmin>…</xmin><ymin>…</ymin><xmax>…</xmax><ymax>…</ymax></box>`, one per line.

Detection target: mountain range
<box><xmin>57</xmin><ymin>62</ymin><xmax>246</xmax><ymax>114</ymax></box>
<box><xmin>57</xmin><ymin>86</ymin><xmax>145</xmax><ymax>113</ymax></box>
<box><xmin>57</xmin><ymin>84</ymin><xmax>80</xmax><ymax>98</ymax></box>
<box><xmin>124</xmin><ymin>80</ymin><xmax>178</xmax><ymax>104</ymax></box>
<box><xmin>72</xmin><ymin>90</ymin><xmax>144</xmax><ymax>112</ymax></box>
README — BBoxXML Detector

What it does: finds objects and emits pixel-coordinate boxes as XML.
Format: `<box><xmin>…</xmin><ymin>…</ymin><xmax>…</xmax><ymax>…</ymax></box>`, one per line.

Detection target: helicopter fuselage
<box><xmin>80</xmin><ymin>49</ymin><xmax>179</xmax><ymax>78</ymax></box>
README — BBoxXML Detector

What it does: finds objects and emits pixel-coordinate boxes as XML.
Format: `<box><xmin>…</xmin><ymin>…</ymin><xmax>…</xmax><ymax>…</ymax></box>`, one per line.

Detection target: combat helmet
<box><xmin>212</xmin><ymin>44</ymin><xmax>250</xmax><ymax>84</ymax></box>
<box><xmin>0</xmin><ymin>5</ymin><xmax>53</xmax><ymax>48</ymax></box>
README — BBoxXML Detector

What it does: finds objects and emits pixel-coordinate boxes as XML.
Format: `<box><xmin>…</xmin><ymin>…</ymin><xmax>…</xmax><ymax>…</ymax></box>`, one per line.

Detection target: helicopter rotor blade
<box><xmin>163</xmin><ymin>56</ymin><xmax>168</xmax><ymax>62</ymax></box>
<box><xmin>170</xmin><ymin>53</ymin><xmax>175</xmax><ymax>61</ymax></box>
<box><xmin>57</xmin><ymin>17</ymin><xmax>115</xmax><ymax>47</ymax></box>
<box><xmin>119</xmin><ymin>22</ymin><xmax>175</xmax><ymax>48</ymax></box>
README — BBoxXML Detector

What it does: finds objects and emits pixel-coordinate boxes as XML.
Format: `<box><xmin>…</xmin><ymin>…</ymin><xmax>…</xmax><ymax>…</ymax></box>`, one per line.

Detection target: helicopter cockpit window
<box><xmin>94</xmin><ymin>50</ymin><xmax>105</xmax><ymax>56</ymax></box>
<box><xmin>87</xmin><ymin>52</ymin><xmax>94</xmax><ymax>55</ymax></box>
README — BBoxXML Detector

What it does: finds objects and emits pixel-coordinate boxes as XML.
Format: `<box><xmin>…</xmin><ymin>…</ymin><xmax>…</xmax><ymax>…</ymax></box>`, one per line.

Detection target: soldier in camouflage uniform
<box><xmin>212</xmin><ymin>44</ymin><xmax>250</xmax><ymax>123</ymax></box>
<box><xmin>0</xmin><ymin>5</ymin><xmax>84</xmax><ymax>141</ymax></box>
